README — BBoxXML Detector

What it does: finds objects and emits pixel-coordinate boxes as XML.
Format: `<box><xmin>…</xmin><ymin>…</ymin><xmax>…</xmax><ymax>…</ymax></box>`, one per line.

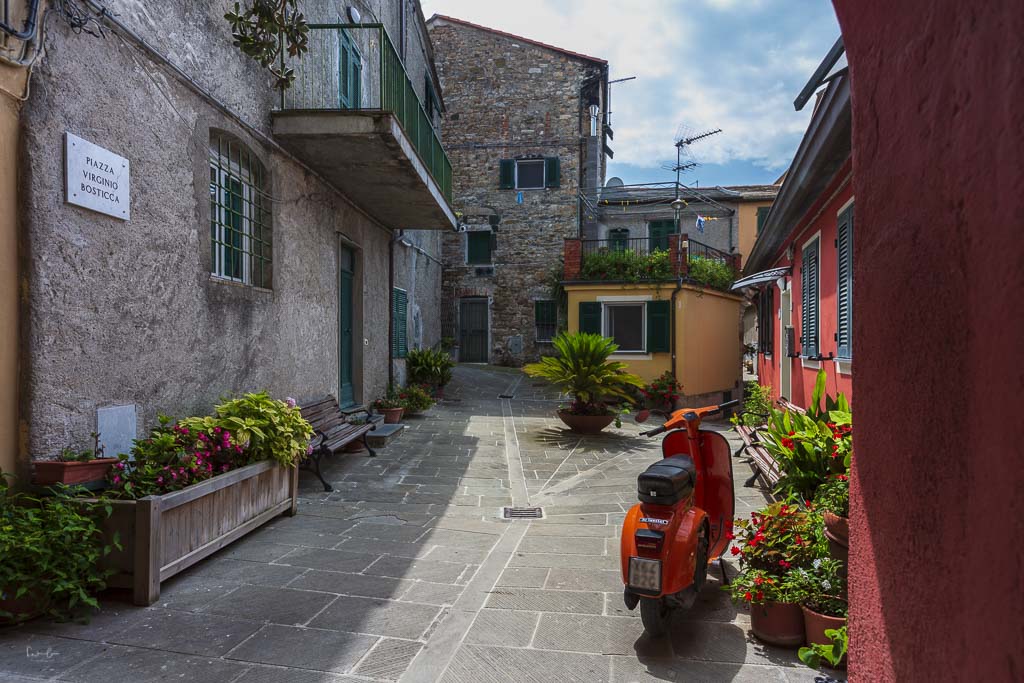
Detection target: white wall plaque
<box><xmin>65</xmin><ymin>132</ymin><xmax>130</xmax><ymax>220</ymax></box>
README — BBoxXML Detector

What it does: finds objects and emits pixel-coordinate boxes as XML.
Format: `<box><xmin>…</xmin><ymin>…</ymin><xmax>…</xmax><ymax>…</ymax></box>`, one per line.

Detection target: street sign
<box><xmin>65</xmin><ymin>132</ymin><xmax>130</xmax><ymax>220</ymax></box>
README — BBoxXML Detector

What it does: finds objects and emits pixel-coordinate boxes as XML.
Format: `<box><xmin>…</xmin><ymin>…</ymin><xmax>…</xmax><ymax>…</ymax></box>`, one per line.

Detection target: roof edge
<box><xmin>427</xmin><ymin>14</ymin><xmax>608</xmax><ymax>65</ymax></box>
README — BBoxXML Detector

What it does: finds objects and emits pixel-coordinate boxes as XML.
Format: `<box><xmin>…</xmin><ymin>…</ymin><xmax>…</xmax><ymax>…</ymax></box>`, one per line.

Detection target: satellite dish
<box><xmin>605</xmin><ymin>177</ymin><xmax>624</xmax><ymax>188</ymax></box>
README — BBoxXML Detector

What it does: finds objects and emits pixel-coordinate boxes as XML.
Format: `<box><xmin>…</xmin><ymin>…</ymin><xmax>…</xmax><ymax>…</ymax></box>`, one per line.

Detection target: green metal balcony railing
<box><xmin>278</xmin><ymin>24</ymin><xmax>453</xmax><ymax>204</ymax></box>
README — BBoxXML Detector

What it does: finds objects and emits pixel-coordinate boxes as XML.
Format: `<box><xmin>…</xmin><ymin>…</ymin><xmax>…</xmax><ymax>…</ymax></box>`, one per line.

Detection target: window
<box><xmin>648</xmin><ymin>220</ymin><xmax>676</xmax><ymax>252</ymax></box>
<box><xmin>758</xmin><ymin>287</ymin><xmax>774</xmax><ymax>355</ymax></box>
<box><xmin>605</xmin><ymin>304</ymin><xmax>645</xmax><ymax>351</ymax></box>
<box><xmin>466</xmin><ymin>230</ymin><xmax>492</xmax><ymax>265</ymax></box>
<box><xmin>836</xmin><ymin>204</ymin><xmax>854</xmax><ymax>359</ymax></box>
<box><xmin>578</xmin><ymin>300</ymin><xmax>670</xmax><ymax>353</ymax></box>
<box><xmin>534</xmin><ymin>301</ymin><xmax>557</xmax><ymax>342</ymax></box>
<box><xmin>340</xmin><ymin>30</ymin><xmax>362</xmax><ymax>109</ymax></box>
<box><xmin>800</xmin><ymin>237</ymin><xmax>820</xmax><ymax>358</ymax></box>
<box><xmin>392</xmin><ymin>288</ymin><xmax>408</xmax><ymax>358</ymax></box>
<box><xmin>209</xmin><ymin>134</ymin><xmax>272</xmax><ymax>288</ymax></box>
<box><xmin>608</xmin><ymin>228</ymin><xmax>630</xmax><ymax>252</ymax></box>
<box><xmin>756</xmin><ymin>206</ymin><xmax>771</xmax><ymax>236</ymax></box>
<box><xmin>498</xmin><ymin>157</ymin><xmax>561</xmax><ymax>190</ymax></box>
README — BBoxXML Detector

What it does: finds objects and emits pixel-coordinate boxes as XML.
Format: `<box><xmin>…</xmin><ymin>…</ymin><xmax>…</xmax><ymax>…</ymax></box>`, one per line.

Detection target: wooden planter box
<box><xmin>90</xmin><ymin>461</ymin><xmax>297</xmax><ymax>605</ymax></box>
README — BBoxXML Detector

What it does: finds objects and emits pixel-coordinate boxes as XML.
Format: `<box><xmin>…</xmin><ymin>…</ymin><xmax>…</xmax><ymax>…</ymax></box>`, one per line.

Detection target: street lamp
<box><xmin>671</xmin><ymin>198</ymin><xmax>686</xmax><ymax>267</ymax></box>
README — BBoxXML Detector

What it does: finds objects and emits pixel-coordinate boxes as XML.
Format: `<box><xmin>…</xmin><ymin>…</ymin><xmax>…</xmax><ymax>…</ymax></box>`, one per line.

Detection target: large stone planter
<box><xmin>557</xmin><ymin>410</ymin><xmax>616</xmax><ymax>434</ymax></box>
<box><xmin>87</xmin><ymin>460</ymin><xmax>297</xmax><ymax>605</ymax></box>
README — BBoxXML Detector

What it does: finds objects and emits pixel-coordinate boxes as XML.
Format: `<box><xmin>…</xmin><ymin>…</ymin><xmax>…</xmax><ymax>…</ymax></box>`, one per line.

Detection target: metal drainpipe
<box><xmin>388</xmin><ymin>229</ymin><xmax>402</xmax><ymax>388</ymax></box>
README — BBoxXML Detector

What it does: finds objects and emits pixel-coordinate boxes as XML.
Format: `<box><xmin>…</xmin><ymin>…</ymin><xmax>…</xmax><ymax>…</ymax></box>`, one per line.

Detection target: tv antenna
<box><xmin>667</xmin><ymin>125</ymin><xmax>722</xmax><ymax>198</ymax></box>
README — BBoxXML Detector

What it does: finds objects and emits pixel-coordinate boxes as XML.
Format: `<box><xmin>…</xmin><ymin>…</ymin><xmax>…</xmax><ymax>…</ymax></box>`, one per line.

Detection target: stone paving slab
<box><xmin>308</xmin><ymin>595</ymin><xmax>442</xmax><ymax>640</ymax></box>
<box><xmin>225</xmin><ymin>624</ymin><xmax>378</xmax><ymax>673</ymax></box>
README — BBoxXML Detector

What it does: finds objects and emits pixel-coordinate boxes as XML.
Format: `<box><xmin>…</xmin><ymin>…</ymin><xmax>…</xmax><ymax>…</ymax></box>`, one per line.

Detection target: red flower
<box><xmin>754</xmin><ymin>576</ymin><xmax>764</xmax><ymax>586</ymax></box>
<box><xmin>787</xmin><ymin>431</ymin><xmax>795</xmax><ymax>436</ymax></box>
<box><xmin>730</xmin><ymin>546</ymin><xmax>741</xmax><ymax>556</ymax></box>
<box><xmin>778</xmin><ymin>559</ymin><xmax>791</xmax><ymax>569</ymax></box>
<box><xmin>725</xmin><ymin>531</ymin><xmax>734</xmax><ymax>540</ymax></box>
<box><xmin>743</xmin><ymin>591</ymin><xmax>753</xmax><ymax>602</ymax></box>
<box><xmin>756</xmin><ymin>590</ymin><xmax>764</xmax><ymax>601</ymax></box>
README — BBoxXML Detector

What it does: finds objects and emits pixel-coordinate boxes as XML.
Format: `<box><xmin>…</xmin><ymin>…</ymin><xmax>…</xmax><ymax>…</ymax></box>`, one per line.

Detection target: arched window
<box><xmin>209</xmin><ymin>134</ymin><xmax>272</xmax><ymax>288</ymax></box>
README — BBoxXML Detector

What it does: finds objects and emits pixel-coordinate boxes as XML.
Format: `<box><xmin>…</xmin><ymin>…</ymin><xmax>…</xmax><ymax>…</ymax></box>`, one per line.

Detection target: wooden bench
<box><xmin>776</xmin><ymin>397</ymin><xmax>807</xmax><ymax>415</ymax></box>
<box><xmin>734</xmin><ymin>424</ymin><xmax>782</xmax><ymax>489</ymax></box>
<box><xmin>299</xmin><ymin>397</ymin><xmax>377</xmax><ymax>492</ymax></box>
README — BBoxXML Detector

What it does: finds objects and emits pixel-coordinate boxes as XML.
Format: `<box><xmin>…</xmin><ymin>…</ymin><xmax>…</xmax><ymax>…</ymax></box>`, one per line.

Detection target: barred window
<box><xmin>534</xmin><ymin>300</ymin><xmax>557</xmax><ymax>342</ymax></box>
<box><xmin>209</xmin><ymin>134</ymin><xmax>272</xmax><ymax>288</ymax></box>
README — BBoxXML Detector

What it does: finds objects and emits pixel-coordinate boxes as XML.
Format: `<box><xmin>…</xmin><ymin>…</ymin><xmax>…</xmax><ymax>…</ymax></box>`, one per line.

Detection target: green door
<box><xmin>339</xmin><ymin>246</ymin><xmax>355</xmax><ymax>407</ymax></box>
<box><xmin>459</xmin><ymin>298</ymin><xmax>489</xmax><ymax>363</ymax></box>
<box><xmin>648</xmin><ymin>220</ymin><xmax>676</xmax><ymax>252</ymax></box>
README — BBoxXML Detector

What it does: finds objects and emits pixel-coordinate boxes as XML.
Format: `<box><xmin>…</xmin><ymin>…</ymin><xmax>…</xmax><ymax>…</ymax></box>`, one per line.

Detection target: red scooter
<box><xmin>621</xmin><ymin>400</ymin><xmax>738</xmax><ymax>636</ymax></box>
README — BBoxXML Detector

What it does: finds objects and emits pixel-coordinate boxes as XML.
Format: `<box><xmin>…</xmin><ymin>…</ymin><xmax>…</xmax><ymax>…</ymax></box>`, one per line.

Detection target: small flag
<box><xmin>696</xmin><ymin>215</ymin><xmax>705</xmax><ymax>233</ymax></box>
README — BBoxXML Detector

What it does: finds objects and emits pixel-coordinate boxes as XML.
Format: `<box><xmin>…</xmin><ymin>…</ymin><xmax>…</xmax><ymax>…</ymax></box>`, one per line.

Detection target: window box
<box><xmin>83</xmin><ymin>461</ymin><xmax>297</xmax><ymax>605</ymax></box>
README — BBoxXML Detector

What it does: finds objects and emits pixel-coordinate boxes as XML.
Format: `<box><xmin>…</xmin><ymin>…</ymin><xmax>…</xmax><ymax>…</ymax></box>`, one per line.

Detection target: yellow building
<box><xmin>562</xmin><ymin>235</ymin><xmax>744</xmax><ymax>404</ymax></box>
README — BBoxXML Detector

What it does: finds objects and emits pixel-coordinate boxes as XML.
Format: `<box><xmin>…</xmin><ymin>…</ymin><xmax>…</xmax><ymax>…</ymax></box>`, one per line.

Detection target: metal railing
<box><xmin>278</xmin><ymin>24</ymin><xmax>453</xmax><ymax>204</ymax></box>
<box><xmin>686</xmin><ymin>237</ymin><xmax>733</xmax><ymax>264</ymax></box>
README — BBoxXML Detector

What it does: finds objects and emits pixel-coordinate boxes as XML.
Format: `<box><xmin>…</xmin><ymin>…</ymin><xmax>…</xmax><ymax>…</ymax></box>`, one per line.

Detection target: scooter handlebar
<box><xmin>641</xmin><ymin>425</ymin><xmax>667</xmax><ymax>438</ymax></box>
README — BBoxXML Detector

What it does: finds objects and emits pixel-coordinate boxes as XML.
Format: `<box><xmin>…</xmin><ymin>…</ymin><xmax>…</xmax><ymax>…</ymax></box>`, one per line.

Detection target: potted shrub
<box><xmin>407</xmin><ymin>348</ymin><xmax>455</xmax><ymax>398</ymax></box>
<box><xmin>373</xmin><ymin>386</ymin><xmax>405</xmax><ymax>424</ymax></box>
<box><xmin>814</xmin><ymin>474</ymin><xmax>850</xmax><ymax>567</ymax></box>
<box><xmin>523</xmin><ymin>332</ymin><xmax>643</xmax><ymax>434</ymax></box>
<box><xmin>400</xmin><ymin>384</ymin><xmax>435</xmax><ymax>416</ymax></box>
<box><xmin>792</xmin><ymin>558</ymin><xmax>848</xmax><ymax>656</ymax></box>
<box><xmin>727</xmin><ymin>502</ymin><xmax>821</xmax><ymax>646</ymax></box>
<box><xmin>33</xmin><ymin>432</ymin><xmax>118</xmax><ymax>486</ymax></box>
<box><xmin>640</xmin><ymin>371</ymin><xmax>682</xmax><ymax>413</ymax></box>
<box><xmin>799</xmin><ymin>625</ymin><xmax>848</xmax><ymax>671</ymax></box>
<box><xmin>1</xmin><ymin>474</ymin><xmax>116</xmax><ymax>624</ymax></box>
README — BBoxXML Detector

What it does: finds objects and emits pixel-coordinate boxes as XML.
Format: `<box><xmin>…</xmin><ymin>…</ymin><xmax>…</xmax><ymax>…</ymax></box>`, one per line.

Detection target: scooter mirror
<box><xmin>635</xmin><ymin>409</ymin><xmax>650</xmax><ymax>424</ymax></box>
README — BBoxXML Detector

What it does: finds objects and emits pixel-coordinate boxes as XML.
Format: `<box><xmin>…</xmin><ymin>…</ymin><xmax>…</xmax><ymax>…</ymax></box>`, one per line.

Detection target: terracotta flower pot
<box><xmin>750</xmin><ymin>601</ymin><xmax>805</xmax><ymax>647</ymax></box>
<box><xmin>823</xmin><ymin>511</ymin><xmax>849</xmax><ymax>546</ymax></box>
<box><xmin>801</xmin><ymin>603</ymin><xmax>847</xmax><ymax>651</ymax></box>
<box><xmin>556</xmin><ymin>410</ymin><xmax>616</xmax><ymax>434</ymax></box>
<box><xmin>381</xmin><ymin>408</ymin><xmax>404</xmax><ymax>424</ymax></box>
<box><xmin>33</xmin><ymin>458</ymin><xmax>118</xmax><ymax>486</ymax></box>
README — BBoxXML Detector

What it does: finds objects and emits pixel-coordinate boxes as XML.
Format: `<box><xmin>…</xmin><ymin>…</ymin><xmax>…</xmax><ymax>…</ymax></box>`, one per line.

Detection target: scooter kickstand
<box><xmin>718</xmin><ymin>559</ymin><xmax>730</xmax><ymax>585</ymax></box>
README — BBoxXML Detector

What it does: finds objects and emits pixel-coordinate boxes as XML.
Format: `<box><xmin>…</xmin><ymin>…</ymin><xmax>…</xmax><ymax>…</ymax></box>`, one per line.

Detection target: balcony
<box><xmin>271</xmin><ymin>24</ymin><xmax>456</xmax><ymax>230</ymax></box>
<box><xmin>563</xmin><ymin>234</ymin><xmax>741</xmax><ymax>288</ymax></box>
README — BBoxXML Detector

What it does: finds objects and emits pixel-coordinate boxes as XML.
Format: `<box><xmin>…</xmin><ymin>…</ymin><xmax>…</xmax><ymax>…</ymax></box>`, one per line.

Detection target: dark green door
<box><xmin>339</xmin><ymin>245</ymin><xmax>355</xmax><ymax>407</ymax></box>
<box><xmin>648</xmin><ymin>220</ymin><xmax>676</xmax><ymax>252</ymax></box>
<box><xmin>459</xmin><ymin>298</ymin><xmax>489</xmax><ymax>363</ymax></box>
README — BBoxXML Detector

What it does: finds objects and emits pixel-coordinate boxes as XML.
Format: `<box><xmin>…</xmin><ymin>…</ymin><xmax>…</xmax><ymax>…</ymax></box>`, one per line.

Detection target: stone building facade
<box><xmin>7</xmin><ymin>0</ymin><xmax>451</xmax><ymax>466</ymax></box>
<box><xmin>426</xmin><ymin>15</ymin><xmax>609</xmax><ymax>364</ymax></box>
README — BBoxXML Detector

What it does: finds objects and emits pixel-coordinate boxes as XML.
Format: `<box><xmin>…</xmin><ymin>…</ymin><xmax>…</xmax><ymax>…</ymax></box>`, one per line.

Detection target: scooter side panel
<box><xmin>700</xmin><ymin>430</ymin><xmax>735</xmax><ymax>561</ymax></box>
<box><xmin>662</xmin><ymin>507</ymin><xmax>706</xmax><ymax>597</ymax></box>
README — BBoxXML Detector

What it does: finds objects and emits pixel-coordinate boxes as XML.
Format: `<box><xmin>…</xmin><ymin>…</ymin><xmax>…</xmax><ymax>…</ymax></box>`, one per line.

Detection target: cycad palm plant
<box><xmin>524</xmin><ymin>332</ymin><xmax>644</xmax><ymax>414</ymax></box>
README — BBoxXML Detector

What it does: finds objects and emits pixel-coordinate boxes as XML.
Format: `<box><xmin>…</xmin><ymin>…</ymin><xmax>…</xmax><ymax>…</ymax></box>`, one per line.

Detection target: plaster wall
<box><xmin>832</xmin><ymin>1</ymin><xmax>1023</xmax><ymax>679</ymax></box>
<box><xmin>736</xmin><ymin>200</ymin><xmax>772</xmax><ymax>268</ymax></box>
<box><xmin>17</xmin><ymin>1</ymin><xmax>441</xmax><ymax>459</ymax></box>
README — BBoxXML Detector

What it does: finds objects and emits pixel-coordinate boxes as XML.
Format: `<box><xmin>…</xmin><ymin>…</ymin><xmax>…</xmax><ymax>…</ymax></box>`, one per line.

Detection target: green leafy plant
<box><xmin>58</xmin><ymin>432</ymin><xmax>107</xmax><ymax>462</ymax></box>
<box><xmin>727</xmin><ymin>501</ymin><xmax>822</xmax><ymax>575</ymax></box>
<box><xmin>731</xmin><ymin>382</ymin><xmax>773</xmax><ymax>428</ymax></box>
<box><xmin>1</xmin><ymin>473</ymin><xmax>118</xmax><ymax>623</ymax></box>
<box><xmin>225</xmin><ymin>0</ymin><xmax>309</xmax><ymax>89</ymax></box>
<box><xmin>687</xmin><ymin>256</ymin><xmax>735</xmax><ymax>292</ymax></box>
<box><xmin>180</xmin><ymin>393</ymin><xmax>313</xmax><ymax>469</ymax></box>
<box><xmin>790</xmin><ymin>558</ymin><xmax>847</xmax><ymax>617</ymax></box>
<box><xmin>762</xmin><ymin>370</ymin><xmax>852</xmax><ymax>501</ymax></box>
<box><xmin>407</xmin><ymin>348</ymin><xmax>455</xmax><ymax>388</ymax></box>
<box><xmin>580</xmin><ymin>248</ymin><xmax>673</xmax><ymax>282</ymax></box>
<box><xmin>373</xmin><ymin>384</ymin><xmax>406</xmax><ymax>411</ymax></box>
<box><xmin>524</xmin><ymin>332</ymin><xmax>644</xmax><ymax>416</ymax></box>
<box><xmin>799</xmin><ymin>625</ymin><xmax>848</xmax><ymax>670</ymax></box>
<box><xmin>641</xmin><ymin>371</ymin><xmax>682</xmax><ymax>410</ymax></box>
<box><xmin>814</xmin><ymin>474</ymin><xmax>850</xmax><ymax>518</ymax></box>
<box><xmin>399</xmin><ymin>384</ymin><xmax>435</xmax><ymax>414</ymax></box>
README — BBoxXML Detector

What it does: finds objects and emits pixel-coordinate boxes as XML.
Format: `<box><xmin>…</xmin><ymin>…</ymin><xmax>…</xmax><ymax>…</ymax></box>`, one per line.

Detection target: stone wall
<box><xmin>17</xmin><ymin>1</ymin><xmax>443</xmax><ymax>459</ymax></box>
<box><xmin>427</xmin><ymin>17</ymin><xmax>606</xmax><ymax>364</ymax></box>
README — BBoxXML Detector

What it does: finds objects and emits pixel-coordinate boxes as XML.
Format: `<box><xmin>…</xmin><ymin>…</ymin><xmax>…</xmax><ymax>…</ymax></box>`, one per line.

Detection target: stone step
<box><xmin>368</xmin><ymin>423</ymin><xmax>405</xmax><ymax>447</ymax></box>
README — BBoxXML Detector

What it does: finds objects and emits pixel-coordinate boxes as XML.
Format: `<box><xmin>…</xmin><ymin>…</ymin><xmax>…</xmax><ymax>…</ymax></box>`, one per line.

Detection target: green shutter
<box><xmin>646</xmin><ymin>300</ymin><xmax>671</xmax><ymax>353</ymax></box>
<box><xmin>467</xmin><ymin>231</ymin><xmax>492</xmax><ymax>264</ymax></box>
<box><xmin>648</xmin><ymin>220</ymin><xmax>675</xmax><ymax>252</ymax></box>
<box><xmin>756</xmin><ymin>206</ymin><xmax>770</xmax><ymax>236</ymax></box>
<box><xmin>535</xmin><ymin>300</ymin><xmax>557</xmax><ymax>341</ymax></box>
<box><xmin>608</xmin><ymin>228</ymin><xmax>630</xmax><ymax>252</ymax></box>
<box><xmin>499</xmin><ymin>159</ymin><xmax>515</xmax><ymax>189</ymax></box>
<box><xmin>392</xmin><ymin>289</ymin><xmax>408</xmax><ymax>358</ymax></box>
<box><xmin>579</xmin><ymin>301</ymin><xmax>602</xmax><ymax>334</ymax></box>
<box><xmin>545</xmin><ymin>157</ymin><xmax>561</xmax><ymax>188</ymax></box>
<box><xmin>836</xmin><ymin>205</ymin><xmax>854</xmax><ymax>359</ymax></box>
<box><xmin>801</xmin><ymin>239</ymin><xmax>819</xmax><ymax>358</ymax></box>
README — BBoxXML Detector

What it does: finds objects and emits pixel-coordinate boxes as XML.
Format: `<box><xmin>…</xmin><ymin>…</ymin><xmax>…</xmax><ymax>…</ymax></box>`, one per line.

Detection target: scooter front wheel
<box><xmin>639</xmin><ymin>597</ymin><xmax>670</xmax><ymax>637</ymax></box>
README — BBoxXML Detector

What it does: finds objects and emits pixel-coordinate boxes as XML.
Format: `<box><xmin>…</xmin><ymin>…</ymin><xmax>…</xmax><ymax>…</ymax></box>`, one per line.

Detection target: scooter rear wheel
<box><xmin>639</xmin><ymin>597</ymin><xmax>670</xmax><ymax>637</ymax></box>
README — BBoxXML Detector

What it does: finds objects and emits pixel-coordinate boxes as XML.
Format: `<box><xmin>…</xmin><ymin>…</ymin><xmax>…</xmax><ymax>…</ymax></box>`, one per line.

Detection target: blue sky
<box><xmin>421</xmin><ymin>0</ymin><xmax>841</xmax><ymax>188</ymax></box>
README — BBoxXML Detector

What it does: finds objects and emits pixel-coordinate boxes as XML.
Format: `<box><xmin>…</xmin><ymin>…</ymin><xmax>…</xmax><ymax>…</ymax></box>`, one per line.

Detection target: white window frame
<box><xmin>602</xmin><ymin>302</ymin><xmax>646</xmax><ymax>353</ymax></box>
<box><xmin>514</xmin><ymin>159</ymin><xmax>546</xmax><ymax>190</ymax></box>
<box><xmin>211</xmin><ymin>165</ymin><xmax>253</xmax><ymax>285</ymax></box>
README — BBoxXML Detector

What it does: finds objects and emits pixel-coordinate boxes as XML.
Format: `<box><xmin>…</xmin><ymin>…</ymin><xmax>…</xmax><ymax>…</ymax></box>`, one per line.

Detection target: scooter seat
<box><xmin>637</xmin><ymin>455</ymin><xmax>696</xmax><ymax>505</ymax></box>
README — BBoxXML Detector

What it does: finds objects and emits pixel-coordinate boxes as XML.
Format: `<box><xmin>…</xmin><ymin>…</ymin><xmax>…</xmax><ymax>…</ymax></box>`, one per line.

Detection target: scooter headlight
<box><xmin>628</xmin><ymin>557</ymin><xmax>662</xmax><ymax>593</ymax></box>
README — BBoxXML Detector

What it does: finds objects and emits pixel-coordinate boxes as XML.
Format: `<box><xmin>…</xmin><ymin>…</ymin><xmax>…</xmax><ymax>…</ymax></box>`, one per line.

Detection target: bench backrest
<box><xmin>301</xmin><ymin>396</ymin><xmax>347</xmax><ymax>434</ymax></box>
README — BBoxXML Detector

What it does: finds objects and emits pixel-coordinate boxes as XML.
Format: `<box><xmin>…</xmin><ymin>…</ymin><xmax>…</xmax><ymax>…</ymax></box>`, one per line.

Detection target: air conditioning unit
<box><xmin>475</xmin><ymin>266</ymin><xmax>495</xmax><ymax>276</ymax></box>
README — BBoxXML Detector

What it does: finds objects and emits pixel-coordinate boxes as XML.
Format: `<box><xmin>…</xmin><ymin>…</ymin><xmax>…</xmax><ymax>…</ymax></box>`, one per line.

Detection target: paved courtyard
<box><xmin>1</xmin><ymin>365</ymin><xmax>841</xmax><ymax>682</ymax></box>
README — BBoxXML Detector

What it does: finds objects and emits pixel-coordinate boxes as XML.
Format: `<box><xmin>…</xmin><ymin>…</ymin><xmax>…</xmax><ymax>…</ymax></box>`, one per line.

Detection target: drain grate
<box><xmin>503</xmin><ymin>506</ymin><xmax>544</xmax><ymax>520</ymax></box>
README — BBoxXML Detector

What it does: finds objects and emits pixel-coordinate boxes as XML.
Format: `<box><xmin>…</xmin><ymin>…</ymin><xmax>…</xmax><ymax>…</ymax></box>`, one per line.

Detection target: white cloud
<box><xmin>421</xmin><ymin>0</ymin><xmax>840</xmax><ymax>179</ymax></box>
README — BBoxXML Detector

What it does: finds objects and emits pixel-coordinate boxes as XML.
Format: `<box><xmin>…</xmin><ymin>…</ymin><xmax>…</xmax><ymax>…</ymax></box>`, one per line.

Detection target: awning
<box><xmin>731</xmin><ymin>266</ymin><xmax>792</xmax><ymax>291</ymax></box>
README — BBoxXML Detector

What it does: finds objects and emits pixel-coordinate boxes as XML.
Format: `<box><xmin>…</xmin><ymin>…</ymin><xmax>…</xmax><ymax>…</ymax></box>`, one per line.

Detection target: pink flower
<box><xmin>285</xmin><ymin>397</ymin><xmax>297</xmax><ymax>408</ymax></box>
<box><xmin>112</xmin><ymin>475</ymin><xmax>121</xmax><ymax>484</ymax></box>
<box><xmin>156</xmin><ymin>477</ymin><xmax>163</xmax><ymax>484</ymax></box>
